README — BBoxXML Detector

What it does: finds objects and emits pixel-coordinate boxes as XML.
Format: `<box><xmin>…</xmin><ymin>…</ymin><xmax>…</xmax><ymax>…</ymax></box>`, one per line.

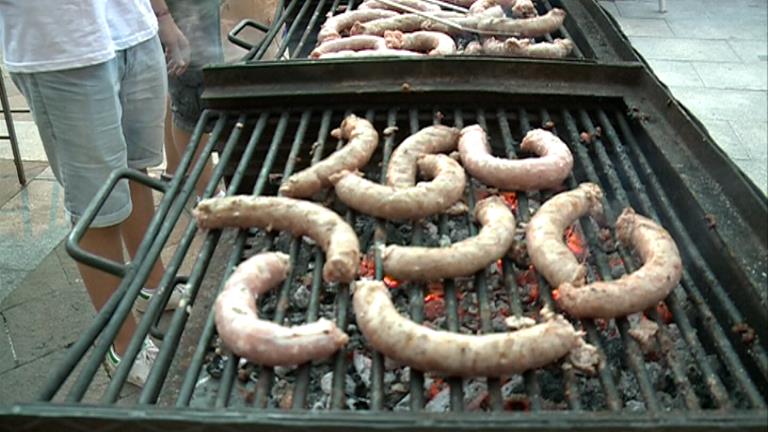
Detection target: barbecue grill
<box><xmin>2</xmin><ymin>1</ymin><xmax>766</xmax><ymax>431</ymax></box>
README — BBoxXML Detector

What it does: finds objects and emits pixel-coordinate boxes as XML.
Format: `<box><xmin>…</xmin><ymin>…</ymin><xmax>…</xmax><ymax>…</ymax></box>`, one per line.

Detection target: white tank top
<box><xmin>0</xmin><ymin>0</ymin><xmax>158</xmax><ymax>73</ymax></box>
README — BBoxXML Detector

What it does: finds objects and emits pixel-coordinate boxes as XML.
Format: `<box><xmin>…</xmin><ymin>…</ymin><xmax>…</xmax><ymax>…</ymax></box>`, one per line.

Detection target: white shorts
<box><xmin>11</xmin><ymin>36</ymin><xmax>167</xmax><ymax>227</ymax></box>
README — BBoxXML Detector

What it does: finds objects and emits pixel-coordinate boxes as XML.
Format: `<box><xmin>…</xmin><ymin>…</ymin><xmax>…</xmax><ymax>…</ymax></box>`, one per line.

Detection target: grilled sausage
<box><xmin>382</xmin><ymin>196</ymin><xmax>515</xmax><ymax>280</ymax></box>
<box><xmin>526</xmin><ymin>183</ymin><xmax>604</xmax><ymax>288</ymax></box>
<box><xmin>384</xmin><ymin>30</ymin><xmax>457</xmax><ymax>55</ymax></box>
<box><xmin>556</xmin><ymin>208</ymin><xmax>683</xmax><ymax>319</ymax></box>
<box><xmin>279</xmin><ymin>115</ymin><xmax>378</xmax><ymax>198</ymax></box>
<box><xmin>510</xmin><ymin>0</ymin><xmax>537</xmax><ymax>18</ymax></box>
<box><xmin>310</xmin><ymin>35</ymin><xmax>388</xmax><ymax>58</ymax></box>
<box><xmin>359</xmin><ymin>0</ymin><xmax>442</xmax><ymax>12</ymax></box>
<box><xmin>387</xmin><ymin>125</ymin><xmax>461</xmax><ymax>188</ymax></box>
<box><xmin>480</xmin><ymin>37</ymin><xmax>573</xmax><ymax>58</ymax></box>
<box><xmin>215</xmin><ymin>253</ymin><xmax>348</xmax><ymax>366</ymax></box>
<box><xmin>318</xmin><ymin>9</ymin><xmax>400</xmax><ymax>42</ymax></box>
<box><xmin>469</xmin><ymin>0</ymin><xmax>533</xmax><ymax>17</ymax></box>
<box><xmin>458</xmin><ymin>125</ymin><xmax>574</xmax><ymax>191</ymax></box>
<box><xmin>350</xmin><ymin>11</ymin><xmax>464</xmax><ymax>36</ymax></box>
<box><xmin>193</xmin><ymin>196</ymin><xmax>360</xmax><ymax>283</ymax></box>
<box><xmin>319</xmin><ymin>48</ymin><xmax>425</xmax><ymax>58</ymax></box>
<box><xmin>330</xmin><ymin>154</ymin><xmax>466</xmax><ymax>220</ymax></box>
<box><xmin>475</xmin><ymin>8</ymin><xmax>566</xmax><ymax>37</ymax></box>
<box><xmin>353</xmin><ymin>280</ymin><xmax>585</xmax><ymax>376</ymax></box>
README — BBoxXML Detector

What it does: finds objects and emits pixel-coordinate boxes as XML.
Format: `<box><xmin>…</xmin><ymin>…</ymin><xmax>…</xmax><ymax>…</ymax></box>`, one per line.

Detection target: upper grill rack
<box><xmin>36</xmin><ymin>102</ymin><xmax>766</xmax><ymax>426</ymax></box>
<box><xmin>237</xmin><ymin>0</ymin><xmax>636</xmax><ymax>62</ymax></box>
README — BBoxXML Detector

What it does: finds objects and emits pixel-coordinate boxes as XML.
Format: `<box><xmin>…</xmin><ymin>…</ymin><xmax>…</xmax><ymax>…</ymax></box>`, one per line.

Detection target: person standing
<box><xmin>0</xmin><ymin>0</ymin><xmax>190</xmax><ymax>386</ymax></box>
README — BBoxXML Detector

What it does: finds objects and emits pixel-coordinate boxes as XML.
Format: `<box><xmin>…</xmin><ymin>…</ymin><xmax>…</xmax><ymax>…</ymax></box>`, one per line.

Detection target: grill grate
<box><xmin>239</xmin><ymin>0</ymin><xmax>613</xmax><ymax>62</ymax></box>
<box><xmin>35</xmin><ymin>101</ymin><xmax>767</xmax><ymax>424</ymax></box>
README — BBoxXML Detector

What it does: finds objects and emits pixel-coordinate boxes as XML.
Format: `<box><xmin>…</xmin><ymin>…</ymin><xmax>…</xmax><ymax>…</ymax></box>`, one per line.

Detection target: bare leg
<box><xmin>76</xmin><ymin>225</ymin><xmax>136</xmax><ymax>356</ymax></box>
<box><xmin>162</xmin><ymin>97</ymin><xmax>180</xmax><ymax>178</ymax></box>
<box><xmin>121</xmin><ymin>172</ymin><xmax>166</xmax><ymax>290</ymax></box>
<box><xmin>173</xmin><ymin>126</ymin><xmax>216</xmax><ymax>197</ymax></box>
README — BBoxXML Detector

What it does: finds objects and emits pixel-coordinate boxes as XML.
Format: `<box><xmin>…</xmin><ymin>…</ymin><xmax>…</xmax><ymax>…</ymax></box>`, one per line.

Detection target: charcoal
<box><xmin>353</xmin><ymin>351</ymin><xmax>373</xmax><ymax>388</ymax></box>
<box><xmin>291</xmin><ymin>284</ymin><xmax>311</xmax><ymax>309</ymax></box>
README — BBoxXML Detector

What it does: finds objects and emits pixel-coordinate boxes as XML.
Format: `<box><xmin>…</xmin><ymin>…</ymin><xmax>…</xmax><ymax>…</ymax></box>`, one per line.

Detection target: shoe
<box><xmin>103</xmin><ymin>338</ymin><xmax>159</xmax><ymax>387</ymax></box>
<box><xmin>133</xmin><ymin>283</ymin><xmax>188</xmax><ymax>314</ymax></box>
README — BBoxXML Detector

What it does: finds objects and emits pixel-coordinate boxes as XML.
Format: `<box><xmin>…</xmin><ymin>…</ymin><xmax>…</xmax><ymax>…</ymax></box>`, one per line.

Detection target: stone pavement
<box><xmin>599</xmin><ymin>0</ymin><xmax>767</xmax><ymax>193</ymax></box>
<box><xmin>0</xmin><ymin>0</ymin><xmax>766</xmax><ymax>407</ymax></box>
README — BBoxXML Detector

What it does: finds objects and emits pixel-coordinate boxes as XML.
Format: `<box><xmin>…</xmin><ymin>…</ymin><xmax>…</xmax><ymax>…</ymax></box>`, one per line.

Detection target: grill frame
<box><xmin>3</xmin><ymin>3</ymin><xmax>767</xmax><ymax>429</ymax></box>
<box><xmin>5</xmin><ymin>83</ymin><xmax>765</xmax><ymax>430</ymax></box>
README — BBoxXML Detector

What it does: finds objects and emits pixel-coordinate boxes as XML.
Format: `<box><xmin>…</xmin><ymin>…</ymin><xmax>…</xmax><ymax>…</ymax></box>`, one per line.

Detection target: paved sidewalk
<box><xmin>600</xmin><ymin>0</ymin><xmax>767</xmax><ymax>193</ymax></box>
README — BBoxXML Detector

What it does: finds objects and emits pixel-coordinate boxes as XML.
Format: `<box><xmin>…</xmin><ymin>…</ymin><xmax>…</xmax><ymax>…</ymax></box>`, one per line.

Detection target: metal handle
<box><xmin>227</xmin><ymin>18</ymin><xmax>271</xmax><ymax>51</ymax></box>
<box><xmin>66</xmin><ymin>168</ymin><xmax>167</xmax><ymax>277</ymax></box>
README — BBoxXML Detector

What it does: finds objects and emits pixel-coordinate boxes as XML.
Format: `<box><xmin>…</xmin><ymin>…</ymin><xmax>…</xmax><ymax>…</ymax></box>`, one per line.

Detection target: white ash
<box><xmin>628</xmin><ymin>318</ymin><xmax>659</xmax><ymax>353</ymax></box>
<box><xmin>291</xmin><ymin>284</ymin><xmax>311</xmax><ymax>309</ymax></box>
<box><xmin>353</xmin><ymin>351</ymin><xmax>372</xmax><ymax>388</ymax></box>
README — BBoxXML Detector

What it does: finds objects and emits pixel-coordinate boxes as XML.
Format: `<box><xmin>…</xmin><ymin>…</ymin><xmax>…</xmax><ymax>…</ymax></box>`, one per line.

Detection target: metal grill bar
<box><xmin>583</xmin><ymin>109</ymin><xmax>765</xmax><ymax>408</ymax></box>
<box><xmin>561</xmin><ymin>108</ymin><xmax>765</xmax><ymax>409</ymax></box>
<box><xmin>42</xmin><ymin>103</ymin><xmax>767</xmax><ymax>425</ymax></box>
<box><xmin>473</xmin><ymin>110</ymin><xmax>504</xmax><ymax>412</ymax></box>
<box><xmin>101</xmin><ymin>115</ymin><xmax>246</xmax><ymax>403</ymax></box>
<box><xmin>551</xmin><ymin>110</ymin><xmax>662</xmax><ymax>412</ymax></box>
<box><xmin>173</xmin><ymin>112</ymin><xmax>271</xmax><ymax>407</ymax></box>
<box><xmin>439</xmin><ymin>109</ymin><xmax>463</xmax><ymax>412</ymax></box>
<box><xmin>605</xmin><ymin>111</ymin><xmax>766</xmax><ymax>408</ymax></box>
<box><xmin>369</xmin><ymin>108</ymin><xmax>398</xmax><ymax>411</ymax></box>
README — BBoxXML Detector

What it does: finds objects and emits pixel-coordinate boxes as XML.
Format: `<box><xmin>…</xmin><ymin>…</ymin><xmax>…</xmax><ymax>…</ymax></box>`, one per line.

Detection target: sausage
<box><xmin>310</xmin><ymin>35</ymin><xmax>387</xmax><ymax>58</ymax></box>
<box><xmin>526</xmin><ymin>183</ymin><xmax>604</xmax><ymax>288</ymax></box>
<box><xmin>421</xmin><ymin>6</ymin><xmax>506</xmax><ymax>35</ymax></box>
<box><xmin>318</xmin><ymin>9</ymin><xmax>400</xmax><ymax>43</ymax></box>
<box><xmin>215</xmin><ymin>253</ymin><xmax>348</xmax><ymax>366</ymax></box>
<box><xmin>193</xmin><ymin>196</ymin><xmax>360</xmax><ymax>283</ymax></box>
<box><xmin>382</xmin><ymin>196</ymin><xmax>515</xmax><ymax>280</ymax></box>
<box><xmin>359</xmin><ymin>0</ymin><xmax>442</xmax><ymax>12</ymax></box>
<box><xmin>384</xmin><ymin>30</ymin><xmax>457</xmax><ymax>55</ymax></box>
<box><xmin>319</xmin><ymin>48</ymin><xmax>425</xmax><ymax>58</ymax></box>
<box><xmin>279</xmin><ymin>115</ymin><xmax>378</xmax><ymax>198</ymax></box>
<box><xmin>556</xmin><ymin>207</ymin><xmax>683</xmax><ymax>319</ymax></box>
<box><xmin>480</xmin><ymin>37</ymin><xmax>573</xmax><ymax>58</ymax></box>
<box><xmin>458</xmin><ymin>125</ymin><xmax>574</xmax><ymax>191</ymax></box>
<box><xmin>353</xmin><ymin>280</ymin><xmax>585</xmax><ymax>376</ymax></box>
<box><xmin>387</xmin><ymin>125</ymin><xmax>461</xmax><ymax>188</ymax></box>
<box><xmin>510</xmin><ymin>0</ymin><xmax>537</xmax><ymax>18</ymax></box>
<box><xmin>475</xmin><ymin>8</ymin><xmax>566</xmax><ymax>37</ymax></box>
<box><xmin>330</xmin><ymin>154</ymin><xmax>466</xmax><ymax>220</ymax></box>
<box><xmin>350</xmin><ymin>11</ymin><xmax>464</xmax><ymax>36</ymax></box>
<box><xmin>468</xmin><ymin>0</ymin><xmax>519</xmax><ymax>15</ymax></box>
<box><xmin>463</xmin><ymin>40</ymin><xmax>484</xmax><ymax>54</ymax></box>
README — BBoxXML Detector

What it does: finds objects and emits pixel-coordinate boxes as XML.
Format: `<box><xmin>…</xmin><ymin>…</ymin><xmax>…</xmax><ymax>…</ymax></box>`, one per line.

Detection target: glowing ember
<box><xmin>551</xmin><ymin>288</ymin><xmax>561</xmax><ymax>302</ymax></box>
<box><xmin>656</xmin><ymin>302</ymin><xmax>673</xmax><ymax>324</ymax></box>
<box><xmin>424</xmin><ymin>284</ymin><xmax>445</xmax><ymax>321</ymax></box>
<box><xmin>516</xmin><ymin>265</ymin><xmax>538</xmax><ymax>286</ymax></box>
<box><xmin>428</xmin><ymin>379</ymin><xmax>445</xmax><ymax>399</ymax></box>
<box><xmin>609</xmin><ymin>256</ymin><xmax>624</xmax><ymax>268</ymax></box>
<box><xmin>359</xmin><ymin>255</ymin><xmax>375</xmax><ymax>278</ymax></box>
<box><xmin>527</xmin><ymin>284</ymin><xmax>539</xmax><ymax>303</ymax></box>
<box><xmin>496</xmin><ymin>259</ymin><xmax>503</xmax><ymax>274</ymax></box>
<box><xmin>383</xmin><ymin>275</ymin><xmax>400</xmax><ymax>289</ymax></box>
<box><xmin>564</xmin><ymin>225</ymin><xmax>586</xmax><ymax>257</ymax></box>
<box><xmin>426</xmin><ymin>281</ymin><xmax>444</xmax><ymax>296</ymax></box>
<box><xmin>501</xmin><ymin>192</ymin><xmax>518</xmax><ymax>211</ymax></box>
<box><xmin>504</xmin><ymin>395</ymin><xmax>531</xmax><ymax>411</ymax></box>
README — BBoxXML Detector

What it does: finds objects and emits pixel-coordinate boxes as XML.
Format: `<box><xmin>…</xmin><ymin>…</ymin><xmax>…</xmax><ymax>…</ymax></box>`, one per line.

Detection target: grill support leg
<box><xmin>0</xmin><ymin>69</ymin><xmax>26</xmax><ymax>185</ymax></box>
